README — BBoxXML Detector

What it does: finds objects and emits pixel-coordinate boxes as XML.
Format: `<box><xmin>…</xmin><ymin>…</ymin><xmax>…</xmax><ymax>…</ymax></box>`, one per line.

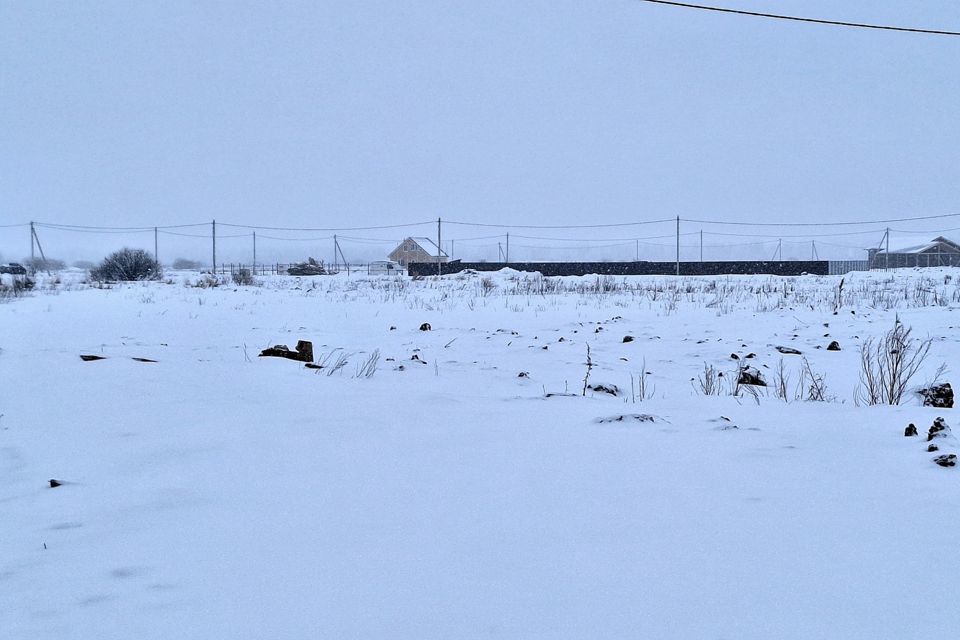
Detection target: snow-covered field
<box><xmin>2</xmin><ymin>268</ymin><xmax>959</xmax><ymax>639</ymax></box>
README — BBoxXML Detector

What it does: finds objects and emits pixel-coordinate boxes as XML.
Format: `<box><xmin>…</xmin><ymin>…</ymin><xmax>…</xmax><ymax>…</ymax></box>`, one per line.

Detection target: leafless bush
<box><xmin>630</xmin><ymin>358</ymin><xmax>655</xmax><ymax>403</ymax></box>
<box><xmin>91</xmin><ymin>248</ymin><xmax>161</xmax><ymax>281</ymax></box>
<box><xmin>772</xmin><ymin>359</ymin><xmax>791</xmax><ymax>402</ymax></box>
<box><xmin>354</xmin><ymin>350</ymin><xmax>380</xmax><ymax>378</ymax></box>
<box><xmin>797</xmin><ymin>358</ymin><xmax>830</xmax><ymax>402</ymax></box>
<box><xmin>173</xmin><ymin>258</ymin><xmax>203</xmax><ymax>270</ymax></box>
<box><xmin>694</xmin><ymin>362</ymin><xmax>723</xmax><ymax>396</ymax></box>
<box><xmin>856</xmin><ymin>318</ymin><xmax>933</xmax><ymax>405</ymax></box>
<box><xmin>232</xmin><ymin>268</ymin><xmax>256</xmax><ymax>286</ymax></box>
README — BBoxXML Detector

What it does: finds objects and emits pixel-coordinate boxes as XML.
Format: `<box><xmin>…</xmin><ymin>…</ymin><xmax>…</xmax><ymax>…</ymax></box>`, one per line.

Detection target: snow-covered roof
<box><xmin>405</xmin><ymin>237</ymin><xmax>448</xmax><ymax>257</ymax></box>
<box><xmin>876</xmin><ymin>236</ymin><xmax>960</xmax><ymax>255</ymax></box>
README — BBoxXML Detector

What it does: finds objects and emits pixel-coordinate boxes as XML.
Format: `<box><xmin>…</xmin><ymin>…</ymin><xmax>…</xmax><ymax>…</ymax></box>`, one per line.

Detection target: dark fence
<box><xmin>407</xmin><ymin>260</ymin><xmax>832</xmax><ymax>277</ymax></box>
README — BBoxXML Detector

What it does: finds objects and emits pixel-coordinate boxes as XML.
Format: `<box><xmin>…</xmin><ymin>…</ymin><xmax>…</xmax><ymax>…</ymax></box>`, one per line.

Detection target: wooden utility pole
<box><xmin>675</xmin><ymin>216</ymin><xmax>680</xmax><ymax>276</ymax></box>
<box><xmin>885</xmin><ymin>227</ymin><xmax>890</xmax><ymax>271</ymax></box>
<box><xmin>437</xmin><ymin>217</ymin><xmax>442</xmax><ymax>277</ymax></box>
<box><xmin>212</xmin><ymin>219</ymin><xmax>217</xmax><ymax>274</ymax></box>
<box><xmin>154</xmin><ymin>227</ymin><xmax>159</xmax><ymax>265</ymax></box>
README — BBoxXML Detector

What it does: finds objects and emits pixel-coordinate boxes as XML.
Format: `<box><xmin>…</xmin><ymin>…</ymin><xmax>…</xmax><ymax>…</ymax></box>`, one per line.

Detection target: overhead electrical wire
<box><xmin>635</xmin><ymin>0</ymin><xmax>960</xmax><ymax>36</ymax></box>
<box><xmin>218</xmin><ymin>221</ymin><xmax>433</xmax><ymax>232</ymax></box>
<box><xmin>686</xmin><ymin>212</ymin><xmax>960</xmax><ymax>227</ymax></box>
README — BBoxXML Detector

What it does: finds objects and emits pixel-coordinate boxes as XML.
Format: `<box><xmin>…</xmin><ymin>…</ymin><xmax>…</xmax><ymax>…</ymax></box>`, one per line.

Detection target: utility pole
<box><xmin>675</xmin><ymin>216</ymin><xmax>680</xmax><ymax>276</ymax></box>
<box><xmin>29</xmin><ymin>221</ymin><xmax>35</xmax><ymax>273</ymax></box>
<box><xmin>212</xmin><ymin>219</ymin><xmax>217</xmax><ymax>274</ymax></box>
<box><xmin>253</xmin><ymin>231</ymin><xmax>257</xmax><ymax>270</ymax></box>
<box><xmin>885</xmin><ymin>227</ymin><xmax>890</xmax><ymax>271</ymax></box>
<box><xmin>437</xmin><ymin>217</ymin><xmax>442</xmax><ymax>277</ymax></box>
<box><xmin>154</xmin><ymin>227</ymin><xmax>159</xmax><ymax>265</ymax></box>
<box><xmin>506</xmin><ymin>232</ymin><xmax>510</xmax><ymax>263</ymax></box>
<box><xmin>333</xmin><ymin>234</ymin><xmax>338</xmax><ymax>272</ymax></box>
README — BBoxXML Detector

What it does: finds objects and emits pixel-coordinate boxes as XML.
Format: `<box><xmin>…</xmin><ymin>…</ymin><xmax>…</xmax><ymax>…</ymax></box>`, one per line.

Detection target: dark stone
<box><xmin>776</xmin><ymin>346</ymin><xmax>802</xmax><ymax>355</ymax></box>
<box><xmin>905</xmin><ymin>424</ymin><xmax>918</xmax><ymax>437</ymax></box>
<box><xmin>730</xmin><ymin>353</ymin><xmax>740</xmax><ymax>360</ymax></box>
<box><xmin>744</xmin><ymin>353</ymin><xmax>756</xmax><ymax>359</ymax></box>
<box><xmin>927</xmin><ymin>418</ymin><xmax>951</xmax><ymax>442</ymax></box>
<box><xmin>622</xmin><ymin>336</ymin><xmax>634</xmax><ymax>343</ymax></box>
<box><xmin>919</xmin><ymin>383</ymin><xmax>954</xmax><ymax>409</ymax></box>
<box><xmin>737</xmin><ymin>366</ymin><xmax>767</xmax><ymax>387</ymax></box>
<box><xmin>259</xmin><ymin>340</ymin><xmax>314</xmax><ymax>363</ymax></box>
<box><xmin>933</xmin><ymin>454</ymin><xmax>956</xmax><ymax>468</ymax></box>
<box><xmin>928</xmin><ymin>444</ymin><xmax>939</xmax><ymax>452</ymax></box>
<box><xmin>131</xmin><ymin>357</ymin><xmax>157</xmax><ymax>363</ymax></box>
<box><xmin>588</xmin><ymin>383</ymin><xmax>620</xmax><ymax>396</ymax></box>
<box><xmin>826</xmin><ymin>341</ymin><xmax>841</xmax><ymax>351</ymax></box>
<box><xmin>518</xmin><ymin>371</ymin><xmax>529</xmax><ymax>378</ymax></box>
<box><xmin>49</xmin><ymin>479</ymin><xmax>61</xmax><ymax>488</ymax></box>
<box><xmin>79</xmin><ymin>354</ymin><xmax>107</xmax><ymax>362</ymax></box>
<box><xmin>419</xmin><ymin>322</ymin><xmax>431</xmax><ymax>331</ymax></box>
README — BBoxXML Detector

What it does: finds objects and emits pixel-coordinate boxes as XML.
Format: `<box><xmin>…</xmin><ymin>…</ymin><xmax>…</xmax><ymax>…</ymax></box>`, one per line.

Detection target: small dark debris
<box><xmin>259</xmin><ymin>340</ymin><xmax>313</xmax><ymax>363</ymax></box>
<box><xmin>737</xmin><ymin>367</ymin><xmax>766</xmax><ymax>387</ymax></box>
<box><xmin>826</xmin><ymin>341</ymin><xmax>841</xmax><ymax>351</ymax></box>
<box><xmin>623</xmin><ymin>336</ymin><xmax>634</xmax><ymax>343</ymax></box>
<box><xmin>587</xmin><ymin>383</ymin><xmax>619</xmax><ymax>396</ymax></box>
<box><xmin>80</xmin><ymin>355</ymin><xmax>107</xmax><ymax>362</ymax></box>
<box><xmin>730</xmin><ymin>353</ymin><xmax>740</xmax><ymax>360</ymax></box>
<box><xmin>933</xmin><ymin>454</ymin><xmax>956</xmax><ymax>468</ymax></box>
<box><xmin>776</xmin><ymin>346</ymin><xmax>802</xmax><ymax>355</ymax></box>
<box><xmin>904</xmin><ymin>424</ymin><xmax>918</xmax><ymax>437</ymax></box>
<box><xmin>595</xmin><ymin>414</ymin><xmax>655</xmax><ymax>424</ymax></box>
<box><xmin>419</xmin><ymin>323</ymin><xmax>431</xmax><ymax>331</ymax></box>
<box><xmin>131</xmin><ymin>357</ymin><xmax>157</xmax><ymax>363</ymax></box>
<box><xmin>49</xmin><ymin>479</ymin><xmax>62</xmax><ymax>488</ymax></box>
<box><xmin>518</xmin><ymin>371</ymin><xmax>529</xmax><ymax>378</ymax></box>
<box><xmin>928</xmin><ymin>444</ymin><xmax>939</xmax><ymax>452</ymax></box>
<box><xmin>389</xmin><ymin>326</ymin><xmax>396</xmax><ymax>331</ymax></box>
<box><xmin>928</xmin><ymin>417</ymin><xmax>951</xmax><ymax>441</ymax></box>
<box><xmin>744</xmin><ymin>353</ymin><xmax>756</xmax><ymax>359</ymax></box>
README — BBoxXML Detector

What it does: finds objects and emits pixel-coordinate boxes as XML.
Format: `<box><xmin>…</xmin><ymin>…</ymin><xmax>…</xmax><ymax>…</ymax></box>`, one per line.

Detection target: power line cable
<box><xmin>635</xmin><ymin>0</ymin><xmax>960</xmax><ymax>36</ymax></box>
<box><xmin>218</xmin><ymin>221</ymin><xmax>433</xmax><ymax>232</ymax></box>
<box><xmin>685</xmin><ymin>212</ymin><xmax>960</xmax><ymax>227</ymax></box>
<box><xmin>445</xmin><ymin>218</ymin><xmax>675</xmax><ymax>229</ymax></box>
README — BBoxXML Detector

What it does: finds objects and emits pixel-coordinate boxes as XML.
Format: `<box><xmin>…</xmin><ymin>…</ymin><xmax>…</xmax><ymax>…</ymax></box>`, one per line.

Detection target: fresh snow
<box><xmin>2</xmin><ymin>268</ymin><xmax>959</xmax><ymax>639</ymax></box>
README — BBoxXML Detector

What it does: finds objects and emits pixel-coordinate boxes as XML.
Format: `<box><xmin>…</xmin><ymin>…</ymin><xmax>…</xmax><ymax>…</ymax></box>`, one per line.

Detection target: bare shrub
<box><xmin>173</xmin><ymin>258</ymin><xmax>203</xmax><ymax>270</ymax></box>
<box><xmin>772</xmin><ymin>359</ymin><xmax>791</xmax><ymax>402</ymax></box>
<box><xmin>232</xmin><ymin>268</ymin><xmax>255</xmax><ymax>286</ymax></box>
<box><xmin>797</xmin><ymin>358</ymin><xmax>830</xmax><ymax>402</ymax></box>
<box><xmin>23</xmin><ymin>257</ymin><xmax>66</xmax><ymax>271</ymax></box>
<box><xmin>91</xmin><ymin>248</ymin><xmax>161</xmax><ymax>281</ymax></box>
<box><xmin>694</xmin><ymin>362</ymin><xmax>723</xmax><ymax>396</ymax></box>
<box><xmin>355</xmin><ymin>349</ymin><xmax>380</xmax><ymax>378</ymax></box>
<box><xmin>856</xmin><ymin>318</ymin><xmax>933</xmax><ymax>405</ymax></box>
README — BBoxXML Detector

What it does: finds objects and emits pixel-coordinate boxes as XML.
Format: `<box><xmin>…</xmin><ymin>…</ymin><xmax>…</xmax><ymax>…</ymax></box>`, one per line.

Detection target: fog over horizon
<box><xmin>2</xmin><ymin>1</ymin><xmax>958</xmax><ymax>265</ymax></box>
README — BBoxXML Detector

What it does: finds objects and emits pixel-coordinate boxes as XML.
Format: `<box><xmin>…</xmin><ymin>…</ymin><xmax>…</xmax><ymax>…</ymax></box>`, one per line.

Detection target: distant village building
<box><xmin>388</xmin><ymin>237</ymin><xmax>449</xmax><ymax>267</ymax></box>
<box><xmin>869</xmin><ymin>236</ymin><xmax>960</xmax><ymax>269</ymax></box>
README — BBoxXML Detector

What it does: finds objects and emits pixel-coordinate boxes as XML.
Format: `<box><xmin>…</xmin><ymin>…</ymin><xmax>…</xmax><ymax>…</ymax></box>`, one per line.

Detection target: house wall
<box><xmin>869</xmin><ymin>252</ymin><xmax>960</xmax><ymax>269</ymax></box>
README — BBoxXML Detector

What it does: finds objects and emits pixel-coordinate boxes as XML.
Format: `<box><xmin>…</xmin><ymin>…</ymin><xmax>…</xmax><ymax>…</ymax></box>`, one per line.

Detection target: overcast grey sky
<box><xmin>1</xmin><ymin>1</ymin><xmax>958</xmax><ymax>263</ymax></box>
